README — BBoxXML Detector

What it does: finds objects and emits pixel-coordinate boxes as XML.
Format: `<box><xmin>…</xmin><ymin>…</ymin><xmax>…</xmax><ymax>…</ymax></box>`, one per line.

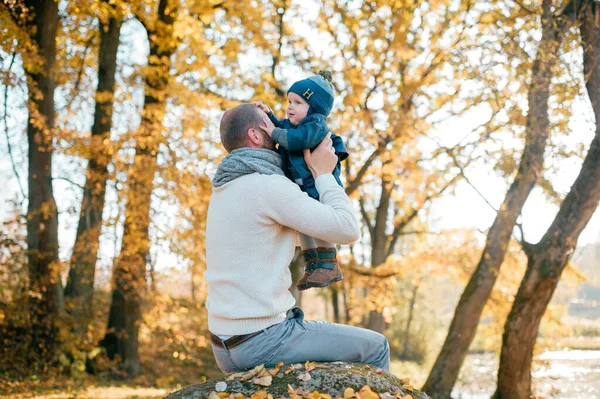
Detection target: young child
<box><xmin>255</xmin><ymin>70</ymin><xmax>349</xmax><ymax>291</ymax></box>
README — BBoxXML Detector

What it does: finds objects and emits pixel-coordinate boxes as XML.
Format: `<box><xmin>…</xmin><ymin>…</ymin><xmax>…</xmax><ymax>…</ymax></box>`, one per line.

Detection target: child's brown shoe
<box><xmin>298</xmin><ymin>260</ymin><xmax>343</xmax><ymax>290</ymax></box>
<box><xmin>297</xmin><ymin>247</ymin><xmax>342</xmax><ymax>291</ymax></box>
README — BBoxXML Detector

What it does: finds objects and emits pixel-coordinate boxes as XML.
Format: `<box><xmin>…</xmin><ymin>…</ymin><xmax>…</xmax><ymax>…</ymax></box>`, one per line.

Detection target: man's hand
<box><xmin>260</xmin><ymin>117</ymin><xmax>275</xmax><ymax>137</ymax></box>
<box><xmin>303</xmin><ymin>132</ymin><xmax>337</xmax><ymax>179</ymax></box>
<box><xmin>253</xmin><ymin>101</ymin><xmax>270</xmax><ymax>114</ymax></box>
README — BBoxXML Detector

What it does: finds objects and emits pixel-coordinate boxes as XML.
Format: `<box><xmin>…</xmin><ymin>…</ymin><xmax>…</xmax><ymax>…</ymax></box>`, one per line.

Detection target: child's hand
<box><xmin>253</xmin><ymin>101</ymin><xmax>270</xmax><ymax>114</ymax></box>
<box><xmin>260</xmin><ymin>117</ymin><xmax>275</xmax><ymax>136</ymax></box>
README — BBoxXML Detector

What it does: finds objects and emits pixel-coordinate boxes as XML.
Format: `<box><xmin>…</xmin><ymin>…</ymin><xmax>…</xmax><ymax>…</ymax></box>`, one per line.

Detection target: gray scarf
<box><xmin>212</xmin><ymin>148</ymin><xmax>284</xmax><ymax>187</ymax></box>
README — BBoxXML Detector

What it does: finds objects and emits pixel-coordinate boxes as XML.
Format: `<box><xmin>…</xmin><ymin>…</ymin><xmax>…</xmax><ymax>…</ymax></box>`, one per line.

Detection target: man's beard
<box><xmin>258</xmin><ymin>129</ymin><xmax>276</xmax><ymax>150</ymax></box>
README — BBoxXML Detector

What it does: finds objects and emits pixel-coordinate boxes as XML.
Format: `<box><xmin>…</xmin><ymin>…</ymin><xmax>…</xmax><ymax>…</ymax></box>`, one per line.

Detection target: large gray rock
<box><xmin>164</xmin><ymin>362</ymin><xmax>429</xmax><ymax>399</ymax></box>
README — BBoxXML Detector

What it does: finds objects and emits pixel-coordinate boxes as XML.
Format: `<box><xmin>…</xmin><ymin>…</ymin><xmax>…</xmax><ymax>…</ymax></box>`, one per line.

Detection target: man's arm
<box><xmin>264</xmin><ymin>133</ymin><xmax>360</xmax><ymax>244</ymax></box>
<box><xmin>265</xmin><ymin>175</ymin><xmax>360</xmax><ymax>244</ymax></box>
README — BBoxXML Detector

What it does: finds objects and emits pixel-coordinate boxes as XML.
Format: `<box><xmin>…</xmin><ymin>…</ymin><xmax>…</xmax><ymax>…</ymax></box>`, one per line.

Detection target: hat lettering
<box><xmin>303</xmin><ymin>88</ymin><xmax>314</xmax><ymax>100</ymax></box>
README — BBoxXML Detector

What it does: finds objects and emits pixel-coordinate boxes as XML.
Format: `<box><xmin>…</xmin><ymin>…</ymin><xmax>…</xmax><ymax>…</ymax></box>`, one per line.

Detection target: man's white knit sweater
<box><xmin>205</xmin><ymin>173</ymin><xmax>360</xmax><ymax>335</ymax></box>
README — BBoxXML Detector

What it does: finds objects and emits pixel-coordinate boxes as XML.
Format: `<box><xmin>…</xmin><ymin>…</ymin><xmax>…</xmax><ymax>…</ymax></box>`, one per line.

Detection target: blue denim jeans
<box><xmin>211</xmin><ymin>307</ymin><xmax>390</xmax><ymax>372</ymax></box>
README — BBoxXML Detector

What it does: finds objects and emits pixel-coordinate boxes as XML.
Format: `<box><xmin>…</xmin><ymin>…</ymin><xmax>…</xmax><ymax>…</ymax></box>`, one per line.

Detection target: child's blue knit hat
<box><xmin>288</xmin><ymin>70</ymin><xmax>335</xmax><ymax>116</ymax></box>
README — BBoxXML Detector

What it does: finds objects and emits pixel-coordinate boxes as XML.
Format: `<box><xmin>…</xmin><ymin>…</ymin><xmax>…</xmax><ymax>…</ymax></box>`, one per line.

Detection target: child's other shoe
<box><xmin>296</xmin><ymin>249</ymin><xmax>318</xmax><ymax>291</ymax></box>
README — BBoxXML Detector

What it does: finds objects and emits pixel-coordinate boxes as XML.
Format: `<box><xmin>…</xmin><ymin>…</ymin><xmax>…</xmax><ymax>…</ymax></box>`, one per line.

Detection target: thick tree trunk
<box><xmin>65</xmin><ymin>3</ymin><xmax>122</xmax><ymax>337</ymax></box>
<box><xmin>494</xmin><ymin>4</ymin><xmax>600</xmax><ymax>398</ymax></box>
<box><xmin>22</xmin><ymin>0</ymin><xmax>62</xmax><ymax>360</ymax></box>
<box><xmin>423</xmin><ymin>2</ymin><xmax>562</xmax><ymax>396</ymax></box>
<box><xmin>101</xmin><ymin>0</ymin><xmax>176</xmax><ymax>376</ymax></box>
<box><xmin>366</xmin><ymin>174</ymin><xmax>393</xmax><ymax>333</ymax></box>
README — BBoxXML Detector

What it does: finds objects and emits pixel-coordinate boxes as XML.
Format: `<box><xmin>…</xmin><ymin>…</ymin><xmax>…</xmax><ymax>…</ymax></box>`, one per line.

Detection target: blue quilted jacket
<box><xmin>268</xmin><ymin>111</ymin><xmax>348</xmax><ymax>200</ymax></box>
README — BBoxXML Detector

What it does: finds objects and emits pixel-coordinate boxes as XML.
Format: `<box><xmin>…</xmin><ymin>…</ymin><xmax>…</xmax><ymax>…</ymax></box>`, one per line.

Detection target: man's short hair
<box><xmin>220</xmin><ymin>104</ymin><xmax>263</xmax><ymax>153</ymax></box>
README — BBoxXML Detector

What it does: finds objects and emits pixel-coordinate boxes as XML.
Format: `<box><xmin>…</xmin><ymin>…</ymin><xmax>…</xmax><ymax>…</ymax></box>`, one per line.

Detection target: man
<box><xmin>205</xmin><ymin>103</ymin><xmax>390</xmax><ymax>372</ymax></box>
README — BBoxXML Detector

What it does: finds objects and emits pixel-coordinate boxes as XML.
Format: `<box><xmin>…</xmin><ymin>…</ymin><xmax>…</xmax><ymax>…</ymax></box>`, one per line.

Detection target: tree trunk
<box><xmin>101</xmin><ymin>0</ymin><xmax>176</xmax><ymax>376</ymax></box>
<box><xmin>366</xmin><ymin>173</ymin><xmax>393</xmax><ymax>333</ymax></box>
<box><xmin>65</xmin><ymin>3</ymin><xmax>122</xmax><ymax>338</ymax></box>
<box><xmin>289</xmin><ymin>248</ymin><xmax>303</xmax><ymax>307</ymax></box>
<box><xmin>494</xmin><ymin>3</ymin><xmax>600</xmax><ymax>397</ymax></box>
<box><xmin>402</xmin><ymin>274</ymin><xmax>422</xmax><ymax>359</ymax></box>
<box><xmin>22</xmin><ymin>0</ymin><xmax>62</xmax><ymax>361</ymax></box>
<box><xmin>331</xmin><ymin>285</ymin><xmax>340</xmax><ymax>323</ymax></box>
<box><xmin>423</xmin><ymin>1</ymin><xmax>562</xmax><ymax>396</ymax></box>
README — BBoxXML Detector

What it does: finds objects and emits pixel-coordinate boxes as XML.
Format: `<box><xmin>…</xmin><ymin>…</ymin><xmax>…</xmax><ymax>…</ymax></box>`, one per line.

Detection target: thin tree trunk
<box><xmin>331</xmin><ymin>285</ymin><xmax>340</xmax><ymax>323</ymax></box>
<box><xmin>343</xmin><ymin>282</ymin><xmax>350</xmax><ymax>324</ymax></box>
<box><xmin>101</xmin><ymin>0</ymin><xmax>176</xmax><ymax>376</ymax></box>
<box><xmin>21</xmin><ymin>0</ymin><xmax>62</xmax><ymax>361</ymax></box>
<box><xmin>289</xmin><ymin>248</ymin><xmax>303</xmax><ymax>307</ymax></box>
<box><xmin>65</xmin><ymin>3</ymin><xmax>122</xmax><ymax>337</ymax></box>
<box><xmin>423</xmin><ymin>2</ymin><xmax>563</xmax><ymax>396</ymax></box>
<box><xmin>495</xmin><ymin>4</ymin><xmax>600</xmax><ymax>397</ymax></box>
<box><xmin>402</xmin><ymin>273</ymin><xmax>422</xmax><ymax>359</ymax></box>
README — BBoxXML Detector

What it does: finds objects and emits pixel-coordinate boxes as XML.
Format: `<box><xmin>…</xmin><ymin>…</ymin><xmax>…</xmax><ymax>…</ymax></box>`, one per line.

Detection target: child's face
<box><xmin>286</xmin><ymin>92</ymin><xmax>310</xmax><ymax>125</ymax></box>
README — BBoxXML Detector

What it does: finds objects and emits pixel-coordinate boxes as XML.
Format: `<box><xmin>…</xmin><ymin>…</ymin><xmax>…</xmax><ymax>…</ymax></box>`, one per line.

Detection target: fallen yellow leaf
<box><xmin>217</xmin><ymin>393</ymin><xmax>229</xmax><ymax>398</ymax></box>
<box><xmin>343</xmin><ymin>387</ymin><xmax>355</xmax><ymax>399</ymax></box>
<box><xmin>359</xmin><ymin>386</ymin><xmax>379</xmax><ymax>399</ymax></box>
<box><xmin>253</xmin><ymin>375</ymin><xmax>273</xmax><ymax>387</ymax></box>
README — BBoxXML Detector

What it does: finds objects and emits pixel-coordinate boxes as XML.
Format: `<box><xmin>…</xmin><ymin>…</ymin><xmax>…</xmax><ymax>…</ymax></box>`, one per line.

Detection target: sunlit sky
<box><xmin>1</xmin><ymin>3</ymin><xmax>599</xmax><ymax>279</ymax></box>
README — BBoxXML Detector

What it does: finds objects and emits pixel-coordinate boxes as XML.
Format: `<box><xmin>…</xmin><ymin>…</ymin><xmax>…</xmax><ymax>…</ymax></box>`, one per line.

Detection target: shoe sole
<box><xmin>296</xmin><ymin>275</ymin><xmax>343</xmax><ymax>291</ymax></box>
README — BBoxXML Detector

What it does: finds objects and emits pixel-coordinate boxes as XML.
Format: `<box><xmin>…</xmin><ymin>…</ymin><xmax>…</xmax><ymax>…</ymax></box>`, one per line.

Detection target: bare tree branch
<box><xmin>358</xmin><ymin>195</ymin><xmax>375</xmax><ymax>239</ymax></box>
<box><xmin>2</xmin><ymin>52</ymin><xmax>25</xmax><ymax>199</ymax></box>
<box><xmin>53</xmin><ymin>176</ymin><xmax>85</xmax><ymax>190</ymax></box>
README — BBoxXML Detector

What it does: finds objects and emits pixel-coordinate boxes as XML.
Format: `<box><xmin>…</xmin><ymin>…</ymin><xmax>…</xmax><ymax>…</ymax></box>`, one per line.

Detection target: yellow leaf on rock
<box><xmin>359</xmin><ymin>386</ymin><xmax>379</xmax><ymax>399</ymax></box>
<box><xmin>344</xmin><ymin>387</ymin><xmax>355</xmax><ymax>398</ymax></box>
<box><xmin>217</xmin><ymin>393</ymin><xmax>229</xmax><ymax>398</ymax></box>
<box><xmin>253</xmin><ymin>375</ymin><xmax>273</xmax><ymax>387</ymax></box>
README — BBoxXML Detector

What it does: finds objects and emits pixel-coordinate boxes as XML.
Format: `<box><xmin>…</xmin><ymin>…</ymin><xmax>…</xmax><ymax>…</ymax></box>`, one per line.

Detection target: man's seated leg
<box><xmin>216</xmin><ymin>307</ymin><xmax>390</xmax><ymax>372</ymax></box>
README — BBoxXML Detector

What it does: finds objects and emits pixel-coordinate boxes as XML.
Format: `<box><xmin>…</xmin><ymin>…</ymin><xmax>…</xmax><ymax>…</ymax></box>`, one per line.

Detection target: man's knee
<box><xmin>368</xmin><ymin>332</ymin><xmax>390</xmax><ymax>371</ymax></box>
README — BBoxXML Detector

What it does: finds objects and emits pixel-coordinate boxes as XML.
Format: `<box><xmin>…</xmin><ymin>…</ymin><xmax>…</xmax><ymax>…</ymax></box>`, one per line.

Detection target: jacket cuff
<box><xmin>272</xmin><ymin>128</ymin><xmax>288</xmax><ymax>148</ymax></box>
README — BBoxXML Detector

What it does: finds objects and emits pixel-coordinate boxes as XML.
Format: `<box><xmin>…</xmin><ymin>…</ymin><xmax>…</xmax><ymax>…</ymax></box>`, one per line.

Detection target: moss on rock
<box><xmin>164</xmin><ymin>362</ymin><xmax>429</xmax><ymax>399</ymax></box>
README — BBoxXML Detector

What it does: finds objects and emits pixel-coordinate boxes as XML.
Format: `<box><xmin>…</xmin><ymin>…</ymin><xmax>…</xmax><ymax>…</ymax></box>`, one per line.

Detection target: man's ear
<box><xmin>247</xmin><ymin>128</ymin><xmax>261</xmax><ymax>147</ymax></box>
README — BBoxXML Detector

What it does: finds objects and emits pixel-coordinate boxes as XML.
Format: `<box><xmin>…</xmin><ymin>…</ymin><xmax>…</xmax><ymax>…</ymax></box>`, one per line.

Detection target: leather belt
<box><xmin>210</xmin><ymin>330</ymin><xmax>263</xmax><ymax>350</ymax></box>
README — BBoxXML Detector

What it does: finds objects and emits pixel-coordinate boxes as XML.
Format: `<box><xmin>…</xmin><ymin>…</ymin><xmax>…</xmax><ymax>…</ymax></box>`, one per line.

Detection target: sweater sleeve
<box><xmin>264</xmin><ymin>174</ymin><xmax>360</xmax><ymax>244</ymax></box>
<box><xmin>271</xmin><ymin>115</ymin><xmax>329</xmax><ymax>152</ymax></box>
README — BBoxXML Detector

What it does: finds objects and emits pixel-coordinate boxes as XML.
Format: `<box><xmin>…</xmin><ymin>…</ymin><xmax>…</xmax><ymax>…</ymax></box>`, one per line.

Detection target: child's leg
<box><xmin>298</xmin><ymin>233</ymin><xmax>317</xmax><ymax>251</ymax></box>
<box><xmin>296</xmin><ymin>236</ymin><xmax>342</xmax><ymax>291</ymax></box>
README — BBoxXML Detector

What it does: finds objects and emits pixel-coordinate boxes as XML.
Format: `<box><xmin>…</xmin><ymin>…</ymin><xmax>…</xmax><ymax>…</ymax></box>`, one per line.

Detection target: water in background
<box><xmin>453</xmin><ymin>350</ymin><xmax>600</xmax><ymax>398</ymax></box>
